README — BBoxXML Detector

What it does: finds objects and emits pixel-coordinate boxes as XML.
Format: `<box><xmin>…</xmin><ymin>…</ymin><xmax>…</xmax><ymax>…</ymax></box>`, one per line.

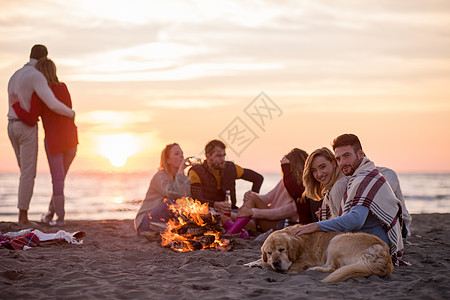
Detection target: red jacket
<box><xmin>13</xmin><ymin>82</ymin><xmax>78</xmax><ymax>155</ymax></box>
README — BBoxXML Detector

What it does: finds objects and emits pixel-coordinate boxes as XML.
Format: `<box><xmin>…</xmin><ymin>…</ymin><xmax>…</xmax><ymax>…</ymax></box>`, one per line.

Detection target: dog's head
<box><xmin>261</xmin><ymin>229</ymin><xmax>302</xmax><ymax>273</ymax></box>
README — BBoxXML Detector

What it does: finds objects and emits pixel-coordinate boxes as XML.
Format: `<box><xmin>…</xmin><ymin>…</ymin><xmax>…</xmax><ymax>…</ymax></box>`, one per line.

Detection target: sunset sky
<box><xmin>1</xmin><ymin>0</ymin><xmax>449</xmax><ymax>174</ymax></box>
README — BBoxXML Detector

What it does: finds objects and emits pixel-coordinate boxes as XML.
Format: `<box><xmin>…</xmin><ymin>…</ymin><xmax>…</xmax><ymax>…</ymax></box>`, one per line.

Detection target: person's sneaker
<box><xmin>41</xmin><ymin>214</ymin><xmax>52</xmax><ymax>225</ymax></box>
<box><xmin>49</xmin><ymin>220</ymin><xmax>64</xmax><ymax>226</ymax></box>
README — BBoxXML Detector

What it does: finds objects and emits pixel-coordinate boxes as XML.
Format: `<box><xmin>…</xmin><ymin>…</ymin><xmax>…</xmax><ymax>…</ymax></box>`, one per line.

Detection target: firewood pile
<box><xmin>160</xmin><ymin>198</ymin><xmax>231</xmax><ymax>252</ymax></box>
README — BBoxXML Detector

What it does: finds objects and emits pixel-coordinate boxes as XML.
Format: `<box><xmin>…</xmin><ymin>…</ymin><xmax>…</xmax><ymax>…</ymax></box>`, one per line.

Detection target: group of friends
<box><xmin>135</xmin><ymin>135</ymin><xmax>412</xmax><ymax>264</ymax></box>
<box><xmin>7</xmin><ymin>44</ymin><xmax>411</xmax><ymax>264</ymax></box>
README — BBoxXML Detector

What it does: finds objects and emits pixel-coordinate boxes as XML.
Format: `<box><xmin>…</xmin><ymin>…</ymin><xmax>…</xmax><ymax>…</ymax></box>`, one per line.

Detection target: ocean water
<box><xmin>0</xmin><ymin>172</ymin><xmax>449</xmax><ymax>222</ymax></box>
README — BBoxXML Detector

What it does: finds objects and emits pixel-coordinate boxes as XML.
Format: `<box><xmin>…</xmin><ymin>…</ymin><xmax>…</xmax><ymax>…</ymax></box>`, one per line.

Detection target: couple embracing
<box><xmin>7</xmin><ymin>44</ymin><xmax>78</xmax><ymax>227</ymax></box>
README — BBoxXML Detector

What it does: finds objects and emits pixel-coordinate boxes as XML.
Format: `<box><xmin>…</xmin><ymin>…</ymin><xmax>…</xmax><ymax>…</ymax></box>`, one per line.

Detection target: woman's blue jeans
<box><xmin>45</xmin><ymin>139</ymin><xmax>77</xmax><ymax>196</ymax></box>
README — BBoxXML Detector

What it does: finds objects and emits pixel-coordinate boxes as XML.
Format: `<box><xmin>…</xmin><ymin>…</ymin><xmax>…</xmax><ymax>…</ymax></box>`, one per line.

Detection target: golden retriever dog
<box><xmin>249</xmin><ymin>226</ymin><xmax>394</xmax><ymax>283</ymax></box>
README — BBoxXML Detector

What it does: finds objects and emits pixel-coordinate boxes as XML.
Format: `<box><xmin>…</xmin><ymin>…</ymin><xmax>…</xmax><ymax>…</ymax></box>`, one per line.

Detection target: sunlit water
<box><xmin>0</xmin><ymin>172</ymin><xmax>449</xmax><ymax>222</ymax></box>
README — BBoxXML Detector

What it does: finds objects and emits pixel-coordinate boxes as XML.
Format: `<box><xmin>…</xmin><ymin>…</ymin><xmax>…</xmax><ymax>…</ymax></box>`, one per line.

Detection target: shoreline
<box><xmin>1</xmin><ymin>213</ymin><xmax>449</xmax><ymax>299</ymax></box>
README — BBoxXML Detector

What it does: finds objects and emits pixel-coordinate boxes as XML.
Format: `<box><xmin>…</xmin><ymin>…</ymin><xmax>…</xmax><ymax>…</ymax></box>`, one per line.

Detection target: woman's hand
<box><xmin>237</xmin><ymin>206</ymin><xmax>253</xmax><ymax>218</ymax></box>
<box><xmin>291</xmin><ymin>223</ymin><xmax>320</xmax><ymax>237</ymax></box>
<box><xmin>10</xmin><ymin>93</ymin><xmax>19</xmax><ymax>105</ymax></box>
<box><xmin>177</xmin><ymin>158</ymin><xmax>190</xmax><ymax>174</ymax></box>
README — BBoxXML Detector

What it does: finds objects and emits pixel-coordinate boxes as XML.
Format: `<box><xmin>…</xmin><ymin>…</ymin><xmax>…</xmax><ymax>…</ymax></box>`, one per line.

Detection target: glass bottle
<box><xmin>224</xmin><ymin>190</ymin><xmax>231</xmax><ymax>217</ymax></box>
<box><xmin>186</xmin><ymin>157</ymin><xmax>203</xmax><ymax>166</ymax></box>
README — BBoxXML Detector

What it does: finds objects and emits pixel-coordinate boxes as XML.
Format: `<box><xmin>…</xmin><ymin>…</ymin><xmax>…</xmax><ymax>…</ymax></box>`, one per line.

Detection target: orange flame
<box><xmin>161</xmin><ymin>197</ymin><xmax>229</xmax><ymax>252</ymax></box>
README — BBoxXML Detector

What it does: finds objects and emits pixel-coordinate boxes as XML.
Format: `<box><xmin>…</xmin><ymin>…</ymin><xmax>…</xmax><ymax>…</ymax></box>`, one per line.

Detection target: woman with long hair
<box><xmin>302</xmin><ymin>147</ymin><xmax>347</xmax><ymax>221</ymax></box>
<box><xmin>11</xmin><ymin>57</ymin><xmax>78</xmax><ymax>226</ymax></box>
<box><xmin>134</xmin><ymin>143</ymin><xmax>191</xmax><ymax>234</ymax></box>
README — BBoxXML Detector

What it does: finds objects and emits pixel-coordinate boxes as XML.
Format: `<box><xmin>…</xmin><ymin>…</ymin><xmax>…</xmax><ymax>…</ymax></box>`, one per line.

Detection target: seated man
<box><xmin>293</xmin><ymin>134</ymin><xmax>405</xmax><ymax>264</ymax></box>
<box><xmin>377</xmin><ymin>167</ymin><xmax>412</xmax><ymax>237</ymax></box>
<box><xmin>188</xmin><ymin>139</ymin><xmax>263</xmax><ymax>218</ymax></box>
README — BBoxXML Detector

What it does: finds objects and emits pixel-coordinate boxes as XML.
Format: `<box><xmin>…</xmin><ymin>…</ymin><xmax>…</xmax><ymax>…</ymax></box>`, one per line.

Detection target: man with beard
<box><xmin>293</xmin><ymin>134</ymin><xmax>406</xmax><ymax>264</ymax></box>
<box><xmin>188</xmin><ymin>139</ymin><xmax>263</xmax><ymax>217</ymax></box>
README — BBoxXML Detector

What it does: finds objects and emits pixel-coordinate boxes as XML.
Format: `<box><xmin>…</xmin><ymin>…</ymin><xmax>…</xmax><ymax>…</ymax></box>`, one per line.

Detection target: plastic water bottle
<box><xmin>284</xmin><ymin>218</ymin><xmax>290</xmax><ymax>228</ymax></box>
<box><xmin>224</xmin><ymin>190</ymin><xmax>231</xmax><ymax>217</ymax></box>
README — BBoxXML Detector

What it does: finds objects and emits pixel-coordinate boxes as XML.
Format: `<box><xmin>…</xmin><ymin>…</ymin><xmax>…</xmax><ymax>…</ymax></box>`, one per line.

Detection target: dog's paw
<box><xmin>244</xmin><ymin>259</ymin><xmax>264</xmax><ymax>268</ymax></box>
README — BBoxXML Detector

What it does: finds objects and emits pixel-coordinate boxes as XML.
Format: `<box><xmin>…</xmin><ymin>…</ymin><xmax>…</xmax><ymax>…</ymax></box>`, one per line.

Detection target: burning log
<box><xmin>199</xmin><ymin>234</ymin><xmax>216</xmax><ymax>245</ymax></box>
<box><xmin>165</xmin><ymin>239</ymin><xmax>203</xmax><ymax>251</ymax></box>
<box><xmin>201</xmin><ymin>214</ymin><xmax>218</xmax><ymax>225</ymax></box>
<box><xmin>174</xmin><ymin>224</ymin><xmax>208</xmax><ymax>236</ymax></box>
<box><xmin>161</xmin><ymin>197</ymin><xmax>231</xmax><ymax>252</ymax></box>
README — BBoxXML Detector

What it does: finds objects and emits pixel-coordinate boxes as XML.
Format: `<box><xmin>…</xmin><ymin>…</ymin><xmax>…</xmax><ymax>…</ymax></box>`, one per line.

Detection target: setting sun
<box><xmin>97</xmin><ymin>134</ymin><xmax>141</xmax><ymax>167</ymax></box>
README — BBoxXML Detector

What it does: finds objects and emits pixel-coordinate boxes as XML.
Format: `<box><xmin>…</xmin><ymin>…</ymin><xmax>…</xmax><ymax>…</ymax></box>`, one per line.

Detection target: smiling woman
<box><xmin>97</xmin><ymin>133</ymin><xmax>140</xmax><ymax>167</ymax></box>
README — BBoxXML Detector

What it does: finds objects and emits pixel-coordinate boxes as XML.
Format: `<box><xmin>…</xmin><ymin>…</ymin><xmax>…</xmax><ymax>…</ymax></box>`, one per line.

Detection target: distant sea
<box><xmin>0</xmin><ymin>172</ymin><xmax>449</xmax><ymax>222</ymax></box>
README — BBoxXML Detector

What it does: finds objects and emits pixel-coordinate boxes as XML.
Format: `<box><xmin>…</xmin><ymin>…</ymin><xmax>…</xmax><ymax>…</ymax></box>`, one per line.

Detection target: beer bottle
<box><xmin>224</xmin><ymin>190</ymin><xmax>231</xmax><ymax>217</ymax></box>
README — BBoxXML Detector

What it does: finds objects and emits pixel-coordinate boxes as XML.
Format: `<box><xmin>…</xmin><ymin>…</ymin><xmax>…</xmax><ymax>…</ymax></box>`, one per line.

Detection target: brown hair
<box><xmin>303</xmin><ymin>147</ymin><xmax>342</xmax><ymax>201</ymax></box>
<box><xmin>30</xmin><ymin>44</ymin><xmax>48</xmax><ymax>60</ymax></box>
<box><xmin>332</xmin><ymin>133</ymin><xmax>362</xmax><ymax>154</ymax></box>
<box><xmin>285</xmin><ymin>148</ymin><xmax>309</xmax><ymax>185</ymax></box>
<box><xmin>205</xmin><ymin>139</ymin><xmax>226</xmax><ymax>156</ymax></box>
<box><xmin>36</xmin><ymin>58</ymin><xmax>59</xmax><ymax>86</ymax></box>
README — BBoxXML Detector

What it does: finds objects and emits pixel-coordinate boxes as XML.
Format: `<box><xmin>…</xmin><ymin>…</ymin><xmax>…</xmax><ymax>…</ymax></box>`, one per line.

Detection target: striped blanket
<box><xmin>319</xmin><ymin>176</ymin><xmax>348</xmax><ymax>221</ymax></box>
<box><xmin>339</xmin><ymin>158</ymin><xmax>404</xmax><ymax>264</ymax></box>
<box><xmin>1</xmin><ymin>232</ymin><xmax>39</xmax><ymax>250</ymax></box>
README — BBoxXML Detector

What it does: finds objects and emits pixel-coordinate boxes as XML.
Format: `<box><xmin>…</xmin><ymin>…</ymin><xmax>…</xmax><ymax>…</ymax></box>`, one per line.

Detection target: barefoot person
<box><xmin>293</xmin><ymin>134</ymin><xmax>405</xmax><ymax>264</ymax></box>
<box><xmin>134</xmin><ymin>143</ymin><xmax>191</xmax><ymax>234</ymax></box>
<box><xmin>11</xmin><ymin>58</ymin><xmax>78</xmax><ymax>226</ymax></box>
<box><xmin>7</xmin><ymin>44</ymin><xmax>75</xmax><ymax>227</ymax></box>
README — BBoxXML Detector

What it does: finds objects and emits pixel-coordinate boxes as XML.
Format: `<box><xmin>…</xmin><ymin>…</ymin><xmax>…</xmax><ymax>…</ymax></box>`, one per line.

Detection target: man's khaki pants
<box><xmin>7</xmin><ymin>120</ymin><xmax>38</xmax><ymax>211</ymax></box>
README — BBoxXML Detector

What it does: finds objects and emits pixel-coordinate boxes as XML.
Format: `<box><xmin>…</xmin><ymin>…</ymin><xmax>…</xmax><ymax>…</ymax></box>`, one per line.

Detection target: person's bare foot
<box><xmin>18</xmin><ymin>210</ymin><xmax>40</xmax><ymax>228</ymax></box>
<box><xmin>18</xmin><ymin>220</ymin><xmax>40</xmax><ymax>228</ymax></box>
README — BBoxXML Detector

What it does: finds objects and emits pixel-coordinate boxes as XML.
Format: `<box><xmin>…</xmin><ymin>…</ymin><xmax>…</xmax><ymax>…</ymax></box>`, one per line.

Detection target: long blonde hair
<box><xmin>159</xmin><ymin>143</ymin><xmax>179</xmax><ymax>178</ymax></box>
<box><xmin>303</xmin><ymin>147</ymin><xmax>342</xmax><ymax>201</ymax></box>
<box><xmin>36</xmin><ymin>57</ymin><xmax>59</xmax><ymax>86</ymax></box>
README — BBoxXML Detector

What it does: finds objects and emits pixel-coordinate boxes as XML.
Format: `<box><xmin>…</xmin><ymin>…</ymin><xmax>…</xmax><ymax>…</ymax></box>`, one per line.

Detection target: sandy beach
<box><xmin>1</xmin><ymin>213</ymin><xmax>449</xmax><ymax>299</ymax></box>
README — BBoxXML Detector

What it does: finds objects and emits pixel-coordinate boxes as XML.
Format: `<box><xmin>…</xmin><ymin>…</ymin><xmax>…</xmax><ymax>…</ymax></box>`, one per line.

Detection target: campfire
<box><xmin>161</xmin><ymin>197</ymin><xmax>231</xmax><ymax>252</ymax></box>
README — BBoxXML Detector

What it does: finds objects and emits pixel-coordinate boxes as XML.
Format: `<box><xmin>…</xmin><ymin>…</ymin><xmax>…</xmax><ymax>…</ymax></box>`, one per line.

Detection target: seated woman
<box><xmin>225</xmin><ymin>148</ymin><xmax>309</xmax><ymax>234</ymax></box>
<box><xmin>134</xmin><ymin>143</ymin><xmax>191</xmax><ymax>234</ymax></box>
<box><xmin>302</xmin><ymin>147</ymin><xmax>347</xmax><ymax>221</ymax></box>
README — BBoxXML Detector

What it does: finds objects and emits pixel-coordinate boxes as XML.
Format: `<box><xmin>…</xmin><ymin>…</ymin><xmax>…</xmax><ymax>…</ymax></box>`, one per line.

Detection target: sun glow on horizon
<box><xmin>97</xmin><ymin>134</ymin><xmax>141</xmax><ymax>168</ymax></box>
